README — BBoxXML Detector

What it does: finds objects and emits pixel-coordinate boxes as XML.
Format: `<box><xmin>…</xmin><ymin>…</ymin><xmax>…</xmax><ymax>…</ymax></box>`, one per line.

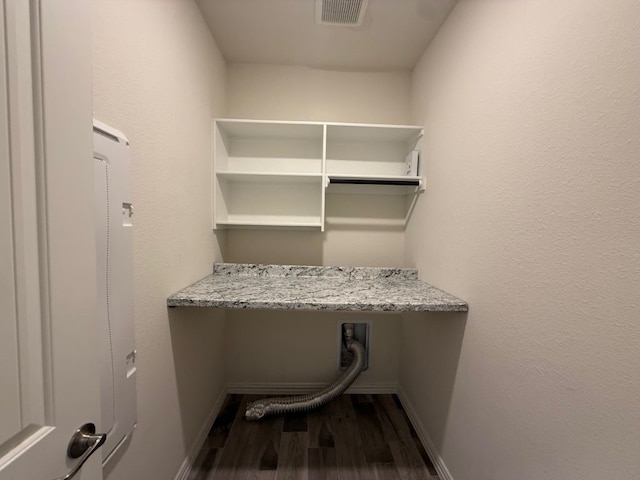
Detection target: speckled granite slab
<box><xmin>213</xmin><ymin>263</ymin><xmax>418</xmax><ymax>280</ymax></box>
<box><xmin>167</xmin><ymin>263</ymin><xmax>468</xmax><ymax>313</ymax></box>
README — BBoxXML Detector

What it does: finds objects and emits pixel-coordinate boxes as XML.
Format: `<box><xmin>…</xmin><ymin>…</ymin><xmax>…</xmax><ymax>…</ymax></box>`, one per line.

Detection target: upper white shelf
<box><xmin>326</xmin><ymin>123</ymin><xmax>424</xmax><ymax>142</ymax></box>
<box><xmin>216</xmin><ymin>118</ymin><xmax>324</xmax><ymax>140</ymax></box>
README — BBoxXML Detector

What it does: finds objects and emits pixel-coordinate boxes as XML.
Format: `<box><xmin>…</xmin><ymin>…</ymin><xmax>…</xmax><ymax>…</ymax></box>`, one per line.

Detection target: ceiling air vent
<box><xmin>315</xmin><ymin>0</ymin><xmax>369</xmax><ymax>27</ymax></box>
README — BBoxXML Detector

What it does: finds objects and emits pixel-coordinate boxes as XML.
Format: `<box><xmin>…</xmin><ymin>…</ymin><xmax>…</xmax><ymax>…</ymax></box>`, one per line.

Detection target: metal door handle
<box><xmin>53</xmin><ymin>423</ymin><xmax>106</xmax><ymax>480</ymax></box>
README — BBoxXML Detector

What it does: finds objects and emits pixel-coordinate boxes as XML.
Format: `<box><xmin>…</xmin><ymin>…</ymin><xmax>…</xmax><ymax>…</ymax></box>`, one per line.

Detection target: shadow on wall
<box><xmin>222</xmin><ymin>227</ymin><xmax>408</xmax><ymax>268</ymax></box>
<box><xmin>168</xmin><ymin>307</ymin><xmax>226</xmax><ymax>458</ymax></box>
<box><xmin>223</xmin><ymin>309</ymin><xmax>402</xmax><ymax>388</ymax></box>
<box><xmin>400</xmin><ymin>311</ymin><xmax>467</xmax><ymax>451</ymax></box>
<box><xmin>223</xmin><ymin>230</ymin><xmax>324</xmax><ymax>265</ymax></box>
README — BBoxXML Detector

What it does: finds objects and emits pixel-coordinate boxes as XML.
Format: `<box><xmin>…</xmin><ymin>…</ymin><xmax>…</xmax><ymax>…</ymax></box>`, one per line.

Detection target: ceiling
<box><xmin>196</xmin><ymin>0</ymin><xmax>457</xmax><ymax>71</ymax></box>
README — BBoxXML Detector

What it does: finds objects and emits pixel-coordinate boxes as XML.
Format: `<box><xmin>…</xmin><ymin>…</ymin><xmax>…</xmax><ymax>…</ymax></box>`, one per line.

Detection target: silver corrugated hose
<box><xmin>245</xmin><ymin>325</ymin><xmax>366</xmax><ymax>421</ymax></box>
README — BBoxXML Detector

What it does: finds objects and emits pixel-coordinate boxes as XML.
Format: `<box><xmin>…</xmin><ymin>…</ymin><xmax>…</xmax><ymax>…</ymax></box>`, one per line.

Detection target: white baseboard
<box><xmin>397</xmin><ymin>385</ymin><xmax>454</xmax><ymax>480</ymax></box>
<box><xmin>174</xmin><ymin>388</ymin><xmax>228</xmax><ymax>480</ymax></box>
<box><xmin>226</xmin><ymin>382</ymin><xmax>398</xmax><ymax>395</ymax></box>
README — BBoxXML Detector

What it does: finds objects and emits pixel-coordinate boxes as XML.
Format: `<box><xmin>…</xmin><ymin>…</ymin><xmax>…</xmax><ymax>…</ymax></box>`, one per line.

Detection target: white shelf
<box><xmin>216</xmin><ymin>118</ymin><xmax>324</xmax><ymax>140</ymax></box>
<box><xmin>216</xmin><ymin>219</ymin><xmax>323</xmax><ymax>230</ymax></box>
<box><xmin>326</xmin><ymin>123</ymin><xmax>423</xmax><ymax>142</ymax></box>
<box><xmin>212</xmin><ymin>118</ymin><xmax>425</xmax><ymax>230</ymax></box>
<box><xmin>325</xmin><ymin>124</ymin><xmax>423</xmax><ymax>178</ymax></box>
<box><xmin>215</xmin><ymin>119</ymin><xmax>323</xmax><ymax>173</ymax></box>
<box><xmin>217</xmin><ymin>171</ymin><xmax>323</xmax><ymax>184</ymax></box>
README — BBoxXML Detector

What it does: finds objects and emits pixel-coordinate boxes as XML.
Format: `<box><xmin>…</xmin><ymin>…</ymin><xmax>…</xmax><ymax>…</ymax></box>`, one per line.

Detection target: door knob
<box><xmin>53</xmin><ymin>423</ymin><xmax>106</xmax><ymax>480</ymax></box>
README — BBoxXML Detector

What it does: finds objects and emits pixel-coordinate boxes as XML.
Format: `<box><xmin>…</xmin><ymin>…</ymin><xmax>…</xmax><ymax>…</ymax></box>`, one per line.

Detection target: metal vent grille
<box><xmin>316</xmin><ymin>0</ymin><xmax>369</xmax><ymax>26</ymax></box>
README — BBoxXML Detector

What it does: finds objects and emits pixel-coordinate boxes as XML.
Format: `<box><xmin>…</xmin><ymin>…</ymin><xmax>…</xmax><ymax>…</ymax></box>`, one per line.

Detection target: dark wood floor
<box><xmin>188</xmin><ymin>394</ymin><xmax>440</xmax><ymax>480</ymax></box>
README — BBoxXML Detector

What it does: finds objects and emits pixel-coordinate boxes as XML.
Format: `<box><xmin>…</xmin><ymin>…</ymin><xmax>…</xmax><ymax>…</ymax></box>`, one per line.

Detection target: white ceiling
<box><xmin>196</xmin><ymin>0</ymin><xmax>457</xmax><ymax>71</ymax></box>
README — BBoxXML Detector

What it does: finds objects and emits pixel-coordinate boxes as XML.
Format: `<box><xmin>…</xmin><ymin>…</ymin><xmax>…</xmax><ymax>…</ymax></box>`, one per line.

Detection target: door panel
<box><xmin>0</xmin><ymin>0</ymin><xmax>22</xmax><ymax>445</ymax></box>
<box><xmin>0</xmin><ymin>1</ymin><xmax>101</xmax><ymax>479</ymax></box>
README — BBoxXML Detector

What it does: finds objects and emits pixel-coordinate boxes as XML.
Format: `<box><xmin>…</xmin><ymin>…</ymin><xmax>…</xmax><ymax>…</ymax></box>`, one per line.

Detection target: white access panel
<box><xmin>93</xmin><ymin>119</ymin><xmax>137</xmax><ymax>465</ymax></box>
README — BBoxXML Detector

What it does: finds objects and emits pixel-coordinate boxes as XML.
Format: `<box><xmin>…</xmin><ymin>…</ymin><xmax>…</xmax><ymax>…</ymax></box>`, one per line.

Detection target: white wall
<box><xmin>224</xmin><ymin>63</ymin><xmax>412</xmax><ymax>267</ymax></box>
<box><xmin>227</xmin><ymin>63</ymin><xmax>411</xmax><ymax>125</ymax></box>
<box><xmin>225</xmin><ymin>310</ymin><xmax>400</xmax><ymax>392</ymax></box>
<box><xmin>403</xmin><ymin>1</ymin><xmax>640</xmax><ymax>479</ymax></box>
<box><xmin>92</xmin><ymin>2</ymin><xmax>227</xmax><ymax>479</ymax></box>
<box><xmin>223</xmin><ymin>64</ymin><xmax>411</xmax><ymax>390</ymax></box>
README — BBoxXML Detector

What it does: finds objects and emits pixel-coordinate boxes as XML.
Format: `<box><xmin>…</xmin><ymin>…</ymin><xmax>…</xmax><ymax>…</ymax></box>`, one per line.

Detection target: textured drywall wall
<box><xmin>224</xmin><ymin>63</ymin><xmax>412</xmax><ymax>268</ymax></box>
<box><xmin>403</xmin><ymin>1</ymin><xmax>640</xmax><ymax>479</ymax></box>
<box><xmin>227</xmin><ymin>63</ymin><xmax>411</xmax><ymax>125</ymax></box>
<box><xmin>222</xmin><ymin>64</ymin><xmax>411</xmax><ymax>389</ymax></box>
<box><xmin>225</xmin><ymin>310</ymin><xmax>400</xmax><ymax>391</ymax></box>
<box><xmin>92</xmin><ymin>2</ymin><xmax>227</xmax><ymax>479</ymax></box>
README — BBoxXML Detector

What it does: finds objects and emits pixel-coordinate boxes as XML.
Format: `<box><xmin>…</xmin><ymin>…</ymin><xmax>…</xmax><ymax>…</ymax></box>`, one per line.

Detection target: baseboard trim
<box><xmin>226</xmin><ymin>382</ymin><xmax>398</xmax><ymax>395</ymax></box>
<box><xmin>174</xmin><ymin>387</ymin><xmax>228</xmax><ymax>480</ymax></box>
<box><xmin>397</xmin><ymin>385</ymin><xmax>454</xmax><ymax>480</ymax></box>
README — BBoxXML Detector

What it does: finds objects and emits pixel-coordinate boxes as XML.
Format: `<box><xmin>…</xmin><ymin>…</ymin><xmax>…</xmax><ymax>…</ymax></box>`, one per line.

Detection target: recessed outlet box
<box><xmin>339</xmin><ymin>322</ymin><xmax>369</xmax><ymax>371</ymax></box>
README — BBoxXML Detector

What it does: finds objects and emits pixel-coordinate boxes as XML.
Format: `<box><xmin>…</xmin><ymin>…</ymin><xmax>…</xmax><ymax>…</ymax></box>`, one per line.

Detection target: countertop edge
<box><xmin>166</xmin><ymin>269</ymin><xmax>469</xmax><ymax>313</ymax></box>
<box><xmin>166</xmin><ymin>298</ymin><xmax>469</xmax><ymax>312</ymax></box>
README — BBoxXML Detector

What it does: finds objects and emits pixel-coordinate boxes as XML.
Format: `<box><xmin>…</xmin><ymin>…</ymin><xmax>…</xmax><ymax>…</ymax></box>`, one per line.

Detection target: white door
<box><xmin>0</xmin><ymin>1</ymin><xmax>102</xmax><ymax>479</ymax></box>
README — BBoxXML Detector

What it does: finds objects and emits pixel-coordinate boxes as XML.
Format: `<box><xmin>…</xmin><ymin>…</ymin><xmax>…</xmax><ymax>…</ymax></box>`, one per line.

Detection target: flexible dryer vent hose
<box><xmin>245</xmin><ymin>333</ymin><xmax>366</xmax><ymax>421</ymax></box>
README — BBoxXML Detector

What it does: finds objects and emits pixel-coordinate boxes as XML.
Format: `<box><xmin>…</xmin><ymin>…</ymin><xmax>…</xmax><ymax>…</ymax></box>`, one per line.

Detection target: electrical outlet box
<box><xmin>339</xmin><ymin>322</ymin><xmax>369</xmax><ymax>371</ymax></box>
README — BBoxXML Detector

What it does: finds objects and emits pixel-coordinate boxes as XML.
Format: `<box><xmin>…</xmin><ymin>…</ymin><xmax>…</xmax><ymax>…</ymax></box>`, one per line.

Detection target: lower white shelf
<box><xmin>216</xmin><ymin>218</ymin><xmax>323</xmax><ymax>230</ymax></box>
<box><xmin>214</xmin><ymin>174</ymin><xmax>323</xmax><ymax>230</ymax></box>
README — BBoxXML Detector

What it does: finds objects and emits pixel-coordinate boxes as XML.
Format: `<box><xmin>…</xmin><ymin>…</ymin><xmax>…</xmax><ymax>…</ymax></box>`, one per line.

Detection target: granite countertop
<box><xmin>166</xmin><ymin>263</ymin><xmax>468</xmax><ymax>313</ymax></box>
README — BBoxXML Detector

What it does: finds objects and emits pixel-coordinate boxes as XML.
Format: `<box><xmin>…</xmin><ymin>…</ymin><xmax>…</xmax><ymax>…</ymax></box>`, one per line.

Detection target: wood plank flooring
<box><xmin>188</xmin><ymin>394</ymin><xmax>440</xmax><ymax>480</ymax></box>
